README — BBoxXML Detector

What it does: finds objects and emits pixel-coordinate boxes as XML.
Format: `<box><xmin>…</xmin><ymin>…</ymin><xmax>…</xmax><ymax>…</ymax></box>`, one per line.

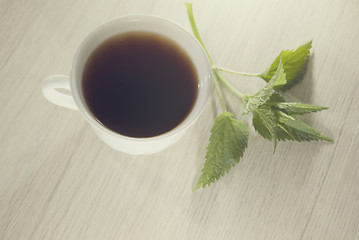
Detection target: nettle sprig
<box><xmin>185</xmin><ymin>3</ymin><xmax>334</xmax><ymax>191</ymax></box>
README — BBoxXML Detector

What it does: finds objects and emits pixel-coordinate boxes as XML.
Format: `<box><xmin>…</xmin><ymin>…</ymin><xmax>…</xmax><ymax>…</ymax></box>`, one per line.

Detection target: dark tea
<box><xmin>82</xmin><ymin>31</ymin><xmax>198</xmax><ymax>138</ymax></box>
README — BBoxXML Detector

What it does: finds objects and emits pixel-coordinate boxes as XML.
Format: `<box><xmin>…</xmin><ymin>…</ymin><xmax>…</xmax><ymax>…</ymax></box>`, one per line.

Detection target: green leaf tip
<box><xmin>194</xmin><ymin>112</ymin><xmax>249</xmax><ymax>190</ymax></box>
<box><xmin>260</xmin><ymin>41</ymin><xmax>312</xmax><ymax>91</ymax></box>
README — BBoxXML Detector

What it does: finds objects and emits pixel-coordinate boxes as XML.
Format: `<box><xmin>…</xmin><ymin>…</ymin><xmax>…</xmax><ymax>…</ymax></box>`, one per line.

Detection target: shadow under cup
<box><xmin>70</xmin><ymin>15</ymin><xmax>212</xmax><ymax>154</ymax></box>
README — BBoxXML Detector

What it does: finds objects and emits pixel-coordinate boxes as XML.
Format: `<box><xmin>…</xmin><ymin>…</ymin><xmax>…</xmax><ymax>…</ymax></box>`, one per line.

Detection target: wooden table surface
<box><xmin>1</xmin><ymin>0</ymin><xmax>359</xmax><ymax>239</ymax></box>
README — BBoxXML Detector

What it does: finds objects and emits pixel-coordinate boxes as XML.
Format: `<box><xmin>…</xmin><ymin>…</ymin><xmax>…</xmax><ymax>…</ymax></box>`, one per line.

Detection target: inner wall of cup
<box><xmin>71</xmin><ymin>16</ymin><xmax>212</xmax><ymax>136</ymax></box>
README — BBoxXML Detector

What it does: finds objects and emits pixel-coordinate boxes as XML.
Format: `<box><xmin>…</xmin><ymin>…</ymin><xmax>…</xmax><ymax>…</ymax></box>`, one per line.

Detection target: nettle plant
<box><xmin>185</xmin><ymin>3</ymin><xmax>333</xmax><ymax>191</ymax></box>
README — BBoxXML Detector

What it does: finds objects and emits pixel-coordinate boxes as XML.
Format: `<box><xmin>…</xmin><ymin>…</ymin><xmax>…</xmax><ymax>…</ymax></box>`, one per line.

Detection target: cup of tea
<box><xmin>42</xmin><ymin>15</ymin><xmax>212</xmax><ymax>154</ymax></box>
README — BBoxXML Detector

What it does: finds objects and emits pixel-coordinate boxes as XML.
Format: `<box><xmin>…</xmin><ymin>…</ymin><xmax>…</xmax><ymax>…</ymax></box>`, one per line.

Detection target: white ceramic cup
<box><xmin>42</xmin><ymin>15</ymin><xmax>212</xmax><ymax>155</ymax></box>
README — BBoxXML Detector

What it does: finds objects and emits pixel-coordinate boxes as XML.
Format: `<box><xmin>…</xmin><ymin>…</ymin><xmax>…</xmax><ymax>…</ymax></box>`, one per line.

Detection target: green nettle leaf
<box><xmin>194</xmin><ymin>112</ymin><xmax>249</xmax><ymax>191</ymax></box>
<box><xmin>252</xmin><ymin>105</ymin><xmax>277</xmax><ymax>141</ymax></box>
<box><xmin>243</xmin><ymin>57</ymin><xmax>286</xmax><ymax>114</ymax></box>
<box><xmin>252</xmin><ymin>104</ymin><xmax>333</xmax><ymax>148</ymax></box>
<box><xmin>260</xmin><ymin>41</ymin><xmax>312</xmax><ymax>91</ymax></box>
<box><xmin>282</xmin><ymin>118</ymin><xmax>334</xmax><ymax>142</ymax></box>
<box><xmin>266</xmin><ymin>93</ymin><xmax>285</xmax><ymax>104</ymax></box>
<box><xmin>252</xmin><ymin>105</ymin><xmax>288</xmax><ymax>151</ymax></box>
<box><xmin>265</xmin><ymin>94</ymin><xmax>328</xmax><ymax>115</ymax></box>
<box><xmin>272</xmin><ymin>102</ymin><xmax>328</xmax><ymax>115</ymax></box>
<box><xmin>275</xmin><ymin>121</ymin><xmax>295</xmax><ymax>142</ymax></box>
<box><xmin>272</xmin><ymin>110</ymin><xmax>296</xmax><ymax>142</ymax></box>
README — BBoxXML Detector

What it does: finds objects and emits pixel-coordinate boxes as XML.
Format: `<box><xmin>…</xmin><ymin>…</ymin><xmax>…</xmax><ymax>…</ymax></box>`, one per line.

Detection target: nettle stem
<box><xmin>215</xmin><ymin>71</ymin><xmax>244</xmax><ymax>99</ymax></box>
<box><xmin>186</xmin><ymin>3</ymin><xmax>227</xmax><ymax>111</ymax></box>
<box><xmin>215</xmin><ymin>66</ymin><xmax>261</xmax><ymax>77</ymax></box>
<box><xmin>185</xmin><ymin>3</ymin><xmax>212</xmax><ymax>64</ymax></box>
<box><xmin>212</xmin><ymin>74</ymin><xmax>227</xmax><ymax>111</ymax></box>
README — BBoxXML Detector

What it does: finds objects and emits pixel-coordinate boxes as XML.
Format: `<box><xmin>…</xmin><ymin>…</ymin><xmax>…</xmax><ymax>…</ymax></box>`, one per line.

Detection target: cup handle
<box><xmin>42</xmin><ymin>75</ymin><xmax>78</xmax><ymax>110</ymax></box>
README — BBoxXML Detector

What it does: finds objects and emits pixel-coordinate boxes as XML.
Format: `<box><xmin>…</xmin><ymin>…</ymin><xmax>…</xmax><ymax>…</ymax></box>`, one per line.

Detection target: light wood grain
<box><xmin>1</xmin><ymin>0</ymin><xmax>359</xmax><ymax>239</ymax></box>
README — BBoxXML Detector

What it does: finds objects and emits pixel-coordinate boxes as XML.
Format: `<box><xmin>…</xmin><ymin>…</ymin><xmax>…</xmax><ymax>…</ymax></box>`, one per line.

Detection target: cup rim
<box><xmin>71</xmin><ymin>14</ymin><xmax>212</xmax><ymax>142</ymax></box>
